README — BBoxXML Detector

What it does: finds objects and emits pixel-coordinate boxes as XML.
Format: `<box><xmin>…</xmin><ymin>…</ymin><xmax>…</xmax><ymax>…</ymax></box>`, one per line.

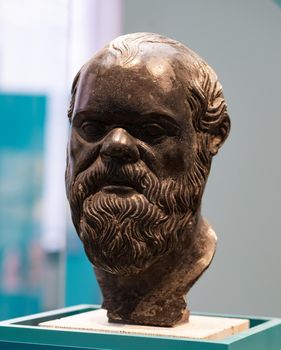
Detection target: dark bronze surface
<box><xmin>66</xmin><ymin>32</ymin><xmax>230</xmax><ymax>327</ymax></box>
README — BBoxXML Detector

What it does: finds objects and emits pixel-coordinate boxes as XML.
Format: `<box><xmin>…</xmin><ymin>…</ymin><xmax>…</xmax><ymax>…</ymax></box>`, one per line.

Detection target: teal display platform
<box><xmin>0</xmin><ymin>305</ymin><xmax>281</xmax><ymax>350</ymax></box>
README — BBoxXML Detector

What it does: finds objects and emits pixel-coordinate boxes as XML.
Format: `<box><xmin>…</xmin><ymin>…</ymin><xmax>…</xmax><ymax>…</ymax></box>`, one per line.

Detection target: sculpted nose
<box><xmin>100</xmin><ymin>128</ymin><xmax>140</xmax><ymax>163</ymax></box>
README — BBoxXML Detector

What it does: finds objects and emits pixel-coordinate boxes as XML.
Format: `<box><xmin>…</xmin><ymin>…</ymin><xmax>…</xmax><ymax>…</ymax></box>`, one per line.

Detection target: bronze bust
<box><xmin>66</xmin><ymin>33</ymin><xmax>230</xmax><ymax>327</ymax></box>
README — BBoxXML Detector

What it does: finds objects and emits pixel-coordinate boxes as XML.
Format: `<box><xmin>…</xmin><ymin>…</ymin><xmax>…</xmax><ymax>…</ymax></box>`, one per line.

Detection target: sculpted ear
<box><xmin>209</xmin><ymin>113</ymin><xmax>231</xmax><ymax>156</ymax></box>
<box><xmin>191</xmin><ymin>63</ymin><xmax>231</xmax><ymax>156</ymax></box>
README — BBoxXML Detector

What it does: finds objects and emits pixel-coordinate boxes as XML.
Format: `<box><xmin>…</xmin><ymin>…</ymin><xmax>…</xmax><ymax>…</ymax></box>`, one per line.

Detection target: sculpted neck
<box><xmin>94</xmin><ymin>213</ymin><xmax>217</xmax><ymax>327</ymax></box>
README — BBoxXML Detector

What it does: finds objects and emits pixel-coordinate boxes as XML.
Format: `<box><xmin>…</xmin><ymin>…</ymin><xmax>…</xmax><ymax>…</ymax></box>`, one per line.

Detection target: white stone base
<box><xmin>39</xmin><ymin>309</ymin><xmax>249</xmax><ymax>340</ymax></box>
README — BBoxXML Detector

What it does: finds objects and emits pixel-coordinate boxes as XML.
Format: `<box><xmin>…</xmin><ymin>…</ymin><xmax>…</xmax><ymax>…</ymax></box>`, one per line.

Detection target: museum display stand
<box><xmin>0</xmin><ymin>305</ymin><xmax>281</xmax><ymax>349</ymax></box>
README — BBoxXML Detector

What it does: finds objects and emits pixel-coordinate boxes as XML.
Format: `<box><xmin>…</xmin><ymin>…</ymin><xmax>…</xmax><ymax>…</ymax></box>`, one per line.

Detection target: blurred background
<box><xmin>0</xmin><ymin>0</ymin><xmax>280</xmax><ymax>321</ymax></box>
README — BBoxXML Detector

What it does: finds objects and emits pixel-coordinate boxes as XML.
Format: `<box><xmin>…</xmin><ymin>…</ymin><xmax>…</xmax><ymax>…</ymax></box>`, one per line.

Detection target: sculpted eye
<box><xmin>141</xmin><ymin>123</ymin><xmax>166</xmax><ymax>140</ymax></box>
<box><xmin>80</xmin><ymin>121</ymin><xmax>107</xmax><ymax>141</ymax></box>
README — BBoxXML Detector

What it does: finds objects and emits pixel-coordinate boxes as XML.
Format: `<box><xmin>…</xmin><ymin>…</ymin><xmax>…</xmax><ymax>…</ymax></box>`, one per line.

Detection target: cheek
<box><xmin>154</xmin><ymin>140</ymin><xmax>186</xmax><ymax>179</ymax></box>
<box><xmin>69</xmin><ymin>131</ymin><xmax>100</xmax><ymax>177</ymax></box>
<box><xmin>154</xmin><ymin>134</ymin><xmax>196</xmax><ymax>179</ymax></box>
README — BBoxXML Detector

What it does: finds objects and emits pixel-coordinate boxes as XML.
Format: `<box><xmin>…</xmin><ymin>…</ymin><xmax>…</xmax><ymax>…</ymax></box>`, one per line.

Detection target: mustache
<box><xmin>71</xmin><ymin>157</ymin><xmax>161</xmax><ymax>204</ymax></box>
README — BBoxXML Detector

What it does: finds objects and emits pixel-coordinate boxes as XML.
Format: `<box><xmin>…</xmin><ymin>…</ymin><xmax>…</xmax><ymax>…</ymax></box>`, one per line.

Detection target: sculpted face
<box><xmin>69</xmin><ymin>59</ymin><xmax>196</xmax><ymax>183</ymax></box>
<box><xmin>66</xmin><ymin>36</ymin><xmax>229</xmax><ymax>276</ymax></box>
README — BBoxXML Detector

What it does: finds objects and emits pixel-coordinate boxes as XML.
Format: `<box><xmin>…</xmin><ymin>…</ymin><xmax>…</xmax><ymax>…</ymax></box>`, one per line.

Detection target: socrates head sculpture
<box><xmin>66</xmin><ymin>32</ymin><xmax>230</xmax><ymax>327</ymax></box>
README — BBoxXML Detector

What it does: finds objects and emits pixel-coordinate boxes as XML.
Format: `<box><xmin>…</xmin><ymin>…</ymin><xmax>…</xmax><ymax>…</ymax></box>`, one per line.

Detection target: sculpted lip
<box><xmin>99</xmin><ymin>176</ymin><xmax>142</xmax><ymax>195</ymax></box>
<box><xmin>102</xmin><ymin>185</ymin><xmax>137</xmax><ymax>195</ymax></box>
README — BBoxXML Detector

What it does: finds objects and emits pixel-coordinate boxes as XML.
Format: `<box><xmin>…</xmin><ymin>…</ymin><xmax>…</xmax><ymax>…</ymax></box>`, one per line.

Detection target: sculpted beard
<box><xmin>67</xmin><ymin>147</ymin><xmax>210</xmax><ymax>275</ymax></box>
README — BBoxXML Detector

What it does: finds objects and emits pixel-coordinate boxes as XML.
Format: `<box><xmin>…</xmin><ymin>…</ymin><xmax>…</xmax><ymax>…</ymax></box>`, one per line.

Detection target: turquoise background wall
<box><xmin>65</xmin><ymin>226</ymin><xmax>101</xmax><ymax>307</ymax></box>
<box><xmin>0</xmin><ymin>94</ymin><xmax>46</xmax><ymax>320</ymax></box>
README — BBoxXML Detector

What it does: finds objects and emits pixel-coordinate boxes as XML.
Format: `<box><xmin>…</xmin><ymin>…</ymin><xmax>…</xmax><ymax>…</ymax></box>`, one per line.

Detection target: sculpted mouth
<box><xmin>99</xmin><ymin>176</ymin><xmax>142</xmax><ymax>196</ymax></box>
<box><xmin>102</xmin><ymin>185</ymin><xmax>137</xmax><ymax>195</ymax></box>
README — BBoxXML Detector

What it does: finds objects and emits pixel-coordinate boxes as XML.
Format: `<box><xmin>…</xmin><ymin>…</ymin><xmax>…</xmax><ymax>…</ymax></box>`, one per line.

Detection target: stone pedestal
<box><xmin>39</xmin><ymin>308</ymin><xmax>249</xmax><ymax>341</ymax></box>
